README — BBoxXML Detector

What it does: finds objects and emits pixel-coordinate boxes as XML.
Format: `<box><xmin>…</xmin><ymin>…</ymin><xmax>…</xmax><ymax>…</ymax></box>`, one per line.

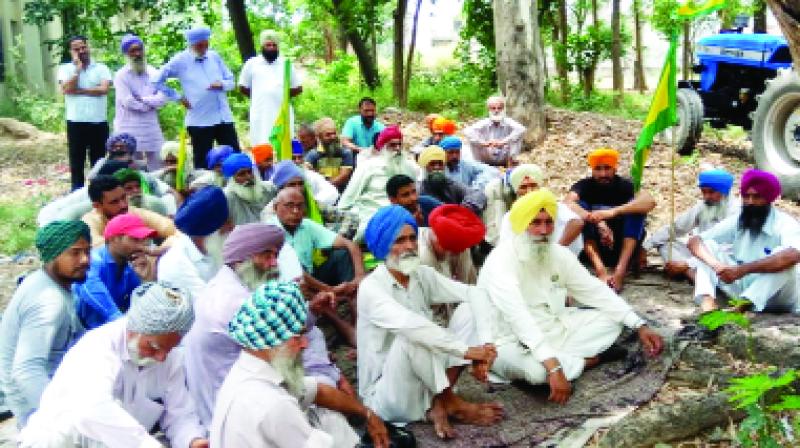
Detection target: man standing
<box><xmin>304</xmin><ymin>117</ymin><xmax>355</xmax><ymax>191</ymax></box>
<box><xmin>463</xmin><ymin>96</ymin><xmax>526</xmax><ymax>166</ymax></box>
<box><xmin>359</xmin><ymin>205</ymin><xmax>503</xmax><ymax>439</ymax></box>
<box><xmin>439</xmin><ymin>136</ymin><xmax>498</xmax><ymax>190</ymax></box>
<box><xmin>114</xmin><ymin>34</ymin><xmax>170</xmax><ymax>171</ymax></box>
<box><xmin>239</xmin><ymin>29</ymin><xmax>302</xmax><ymax>145</ymax></box>
<box><xmin>73</xmin><ymin>214</ymin><xmax>157</xmax><ymax>329</ymax></box>
<box><xmin>341</xmin><ymin>97</ymin><xmax>385</xmax><ymax>157</ymax></box>
<box><xmin>155</xmin><ymin>26</ymin><xmax>239</xmax><ymax>169</ymax></box>
<box><xmin>58</xmin><ymin>36</ymin><xmax>113</xmax><ymax>190</ymax></box>
<box><xmin>158</xmin><ymin>186</ymin><xmax>229</xmax><ymax>301</ymax></box>
<box><xmin>19</xmin><ymin>282</ymin><xmax>207</xmax><ymax>448</ymax></box>
<box><xmin>644</xmin><ymin>168</ymin><xmax>739</xmax><ymax>281</ymax></box>
<box><xmin>417</xmin><ymin>146</ymin><xmax>487</xmax><ymax>216</ymax></box>
<box><xmin>689</xmin><ymin>169</ymin><xmax>800</xmax><ymax>313</ymax></box>
<box><xmin>221</xmin><ymin>153</ymin><xmax>278</xmax><ymax>225</ymax></box>
<box><xmin>565</xmin><ymin>148</ymin><xmax>656</xmax><ymax>292</ymax></box>
<box><xmin>211</xmin><ymin>281</ymin><xmax>388</xmax><ymax>447</ymax></box>
<box><xmin>0</xmin><ymin>221</ymin><xmax>89</xmax><ymax>427</ymax></box>
<box><xmin>475</xmin><ymin>189</ymin><xmax>663</xmax><ymax>401</ymax></box>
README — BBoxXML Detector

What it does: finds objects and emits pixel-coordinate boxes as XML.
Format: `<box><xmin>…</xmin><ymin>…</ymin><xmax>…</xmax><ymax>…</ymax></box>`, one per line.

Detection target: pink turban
<box><xmin>740</xmin><ymin>169</ymin><xmax>781</xmax><ymax>203</ymax></box>
<box><xmin>223</xmin><ymin>223</ymin><xmax>285</xmax><ymax>264</ymax></box>
<box><xmin>375</xmin><ymin>126</ymin><xmax>402</xmax><ymax>150</ymax></box>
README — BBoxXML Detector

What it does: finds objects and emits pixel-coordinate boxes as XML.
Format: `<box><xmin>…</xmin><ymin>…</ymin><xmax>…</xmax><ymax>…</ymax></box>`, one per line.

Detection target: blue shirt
<box><xmin>154</xmin><ymin>49</ymin><xmax>235</xmax><ymax>127</ymax></box>
<box><xmin>73</xmin><ymin>246</ymin><xmax>141</xmax><ymax>329</ymax></box>
<box><xmin>446</xmin><ymin>159</ymin><xmax>498</xmax><ymax>190</ymax></box>
<box><xmin>342</xmin><ymin>116</ymin><xmax>385</xmax><ymax>148</ymax></box>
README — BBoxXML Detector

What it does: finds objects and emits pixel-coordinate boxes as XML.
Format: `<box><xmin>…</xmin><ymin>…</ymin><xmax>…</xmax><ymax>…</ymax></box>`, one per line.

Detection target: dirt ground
<box><xmin>0</xmin><ymin>109</ymin><xmax>797</xmax><ymax>446</ymax></box>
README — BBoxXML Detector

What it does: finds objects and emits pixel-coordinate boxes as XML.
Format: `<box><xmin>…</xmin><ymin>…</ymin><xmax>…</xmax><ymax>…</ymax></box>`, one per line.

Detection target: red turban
<box><xmin>740</xmin><ymin>169</ymin><xmax>781</xmax><ymax>203</ymax></box>
<box><xmin>429</xmin><ymin>204</ymin><xmax>486</xmax><ymax>253</ymax></box>
<box><xmin>375</xmin><ymin>125</ymin><xmax>402</xmax><ymax>150</ymax></box>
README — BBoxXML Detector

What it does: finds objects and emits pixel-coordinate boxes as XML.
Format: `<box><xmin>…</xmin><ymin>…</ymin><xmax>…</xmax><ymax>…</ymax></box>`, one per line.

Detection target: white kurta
<box><xmin>239</xmin><ymin>56</ymin><xmax>301</xmax><ymax>145</ymax></box>
<box><xmin>497</xmin><ymin>202</ymin><xmax>584</xmax><ymax>255</ymax></box>
<box><xmin>356</xmin><ymin>265</ymin><xmax>481</xmax><ymax>422</ymax></box>
<box><xmin>475</xmin><ymin>237</ymin><xmax>646</xmax><ymax>384</ymax></box>
<box><xmin>418</xmin><ymin>227</ymin><xmax>478</xmax><ymax>284</ymax></box>
<box><xmin>157</xmin><ymin>233</ymin><xmax>221</xmax><ymax>302</ymax></box>
<box><xmin>19</xmin><ymin>318</ymin><xmax>204</xmax><ymax>448</ymax></box>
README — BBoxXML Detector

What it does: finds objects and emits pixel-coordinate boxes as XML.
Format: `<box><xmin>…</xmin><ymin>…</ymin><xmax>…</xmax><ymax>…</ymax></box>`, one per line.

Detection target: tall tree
<box><xmin>632</xmin><ymin>0</ymin><xmax>647</xmax><ymax>92</ymax></box>
<box><xmin>332</xmin><ymin>0</ymin><xmax>381</xmax><ymax>88</ymax></box>
<box><xmin>493</xmin><ymin>0</ymin><xmax>547</xmax><ymax>146</ymax></box>
<box><xmin>227</xmin><ymin>0</ymin><xmax>256</xmax><ymax>61</ymax></box>
<box><xmin>393</xmin><ymin>0</ymin><xmax>407</xmax><ymax>101</ymax></box>
<box><xmin>610</xmin><ymin>0</ymin><xmax>623</xmax><ymax>104</ymax></box>
<box><xmin>402</xmin><ymin>0</ymin><xmax>423</xmax><ymax>106</ymax></box>
<box><xmin>753</xmin><ymin>0</ymin><xmax>767</xmax><ymax>33</ymax></box>
<box><xmin>555</xmin><ymin>0</ymin><xmax>570</xmax><ymax>100</ymax></box>
<box><xmin>766</xmin><ymin>0</ymin><xmax>800</xmax><ymax>69</ymax></box>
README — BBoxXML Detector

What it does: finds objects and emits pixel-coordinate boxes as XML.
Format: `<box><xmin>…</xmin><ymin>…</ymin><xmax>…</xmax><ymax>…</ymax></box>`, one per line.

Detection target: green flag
<box><xmin>631</xmin><ymin>32</ymin><xmax>678</xmax><ymax>191</ymax></box>
<box><xmin>269</xmin><ymin>59</ymin><xmax>293</xmax><ymax>161</ymax></box>
<box><xmin>677</xmin><ymin>0</ymin><xmax>726</xmax><ymax>19</ymax></box>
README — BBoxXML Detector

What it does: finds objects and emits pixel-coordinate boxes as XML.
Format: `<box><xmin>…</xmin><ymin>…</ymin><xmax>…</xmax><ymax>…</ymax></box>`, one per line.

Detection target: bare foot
<box><xmin>427</xmin><ymin>396</ymin><xmax>456</xmax><ymax>439</ymax></box>
<box><xmin>445</xmin><ymin>395</ymin><xmax>504</xmax><ymax>426</ymax></box>
<box><xmin>700</xmin><ymin>295</ymin><xmax>718</xmax><ymax>313</ymax></box>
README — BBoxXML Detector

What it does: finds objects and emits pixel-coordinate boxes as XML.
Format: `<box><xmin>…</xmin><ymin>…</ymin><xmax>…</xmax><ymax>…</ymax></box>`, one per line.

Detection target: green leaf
<box><xmin>699</xmin><ymin>310</ymin><xmax>751</xmax><ymax>331</ymax></box>
<box><xmin>725</xmin><ymin>370</ymin><xmax>797</xmax><ymax>409</ymax></box>
<box><xmin>768</xmin><ymin>394</ymin><xmax>800</xmax><ymax>411</ymax></box>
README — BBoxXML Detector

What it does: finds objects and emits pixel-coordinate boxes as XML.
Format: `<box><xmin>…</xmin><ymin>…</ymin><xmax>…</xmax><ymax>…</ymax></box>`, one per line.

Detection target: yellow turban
<box><xmin>587</xmin><ymin>148</ymin><xmax>620</xmax><ymax>168</ymax></box>
<box><xmin>509</xmin><ymin>188</ymin><xmax>558</xmax><ymax>234</ymax></box>
<box><xmin>418</xmin><ymin>145</ymin><xmax>446</xmax><ymax>168</ymax></box>
<box><xmin>509</xmin><ymin>164</ymin><xmax>544</xmax><ymax>191</ymax></box>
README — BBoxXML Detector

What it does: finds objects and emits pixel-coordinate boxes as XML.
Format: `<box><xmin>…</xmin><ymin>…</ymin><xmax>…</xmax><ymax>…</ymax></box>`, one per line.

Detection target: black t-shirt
<box><xmin>570</xmin><ymin>175</ymin><xmax>634</xmax><ymax>207</ymax></box>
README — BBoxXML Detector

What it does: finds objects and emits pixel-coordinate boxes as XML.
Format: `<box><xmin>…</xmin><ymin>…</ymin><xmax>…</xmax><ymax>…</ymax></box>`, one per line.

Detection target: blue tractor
<box><xmin>673</xmin><ymin>32</ymin><xmax>800</xmax><ymax>195</ymax></box>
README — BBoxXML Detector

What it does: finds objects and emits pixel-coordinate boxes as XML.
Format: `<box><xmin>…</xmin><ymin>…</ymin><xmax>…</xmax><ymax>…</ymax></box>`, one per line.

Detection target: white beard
<box><xmin>230</xmin><ymin>181</ymin><xmax>264</xmax><ymax>203</ymax></box>
<box><xmin>127</xmin><ymin>335</ymin><xmax>157</xmax><ymax>367</ymax></box>
<box><xmin>126</xmin><ymin>55</ymin><xmax>147</xmax><ymax>75</ymax></box>
<box><xmin>489</xmin><ymin>111</ymin><xmax>506</xmax><ymax>123</ymax></box>
<box><xmin>383</xmin><ymin>151</ymin><xmax>406</xmax><ymax>177</ymax></box>
<box><xmin>698</xmin><ymin>197</ymin><xmax>729</xmax><ymax>227</ymax></box>
<box><xmin>271</xmin><ymin>345</ymin><xmax>307</xmax><ymax>398</ymax></box>
<box><xmin>514</xmin><ymin>233</ymin><xmax>553</xmax><ymax>266</ymax></box>
<box><xmin>205</xmin><ymin>231</ymin><xmax>225</xmax><ymax>268</ymax></box>
<box><xmin>234</xmin><ymin>259</ymin><xmax>280</xmax><ymax>291</ymax></box>
<box><xmin>386</xmin><ymin>250</ymin><xmax>420</xmax><ymax>275</ymax></box>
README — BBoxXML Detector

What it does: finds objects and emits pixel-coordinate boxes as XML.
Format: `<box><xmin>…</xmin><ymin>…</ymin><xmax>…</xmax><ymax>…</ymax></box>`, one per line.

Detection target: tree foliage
<box><xmin>457</xmin><ymin>0</ymin><xmax>497</xmax><ymax>87</ymax></box>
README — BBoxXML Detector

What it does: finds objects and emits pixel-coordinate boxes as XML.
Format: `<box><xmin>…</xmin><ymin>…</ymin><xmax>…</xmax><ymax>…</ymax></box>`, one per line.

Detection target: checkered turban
<box><xmin>228</xmin><ymin>281</ymin><xmax>308</xmax><ymax>350</ymax></box>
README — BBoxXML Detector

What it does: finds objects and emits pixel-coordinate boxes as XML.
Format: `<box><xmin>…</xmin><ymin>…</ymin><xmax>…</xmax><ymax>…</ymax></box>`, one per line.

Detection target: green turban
<box><xmin>36</xmin><ymin>220</ymin><xmax>91</xmax><ymax>263</ymax></box>
<box><xmin>113</xmin><ymin>168</ymin><xmax>142</xmax><ymax>184</ymax></box>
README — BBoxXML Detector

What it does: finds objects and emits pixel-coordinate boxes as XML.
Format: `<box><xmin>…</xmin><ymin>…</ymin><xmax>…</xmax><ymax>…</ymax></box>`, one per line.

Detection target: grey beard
<box><xmin>234</xmin><ymin>259</ymin><xmax>279</xmax><ymax>291</ymax></box>
<box><xmin>205</xmin><ymin>231</ymin><xmax>225</xmax><ymax>268</ymax></box>
<box><xmin>126</xmin><ymin>55</ymin><xmax>147</xmax><ymax>75</ymax></box>
<box><xmin>383</xmin><ymin>151</ymin><xmax>405</xmax><ymax>177</ymax></box>
<box><xmin>230</xmin><ymin>181</ymin><xmax>264</xmax><ymax>203</ymax></box>
<box><xmin>698</xmin><ymin>197</ymin><xmax>728</xmax><ymax>227</ymax></box>
<box><xmin>271</xmin><ymin>345</ymin><xmax>307</xmax><ymax>398</ymax></box>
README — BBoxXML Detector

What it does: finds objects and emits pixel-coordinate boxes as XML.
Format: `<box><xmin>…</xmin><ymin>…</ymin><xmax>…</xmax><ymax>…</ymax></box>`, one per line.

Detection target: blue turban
<box><xmin>120</xmin><ymin>34</ymin><xmax>143</xmax><ymax>53</ymax></box>
<box><xmin>291</xmin><ymin>139</ymin><xmax>304</xmax><ymax>156</ymax></box>
<box><xmin>698</xmin><ymin>169</ymin><xmax>735</xmax><ymax>195</ymax></box>
<box><xmin>222</xmin><ymin>153</ymin><xmax>254</xmax><ymax>178</ymax></box>
<box><xmin>174</xmin><ymin>186</ymin><xmax>229</xmax><ymax>236</ymax></box>
<box><xmin>418</xmin><ymin>195</ymin><xmax>444</xmax><ymax>226</ymax></box>
<box><xmin>206</xmin><ymin>145</ymin><xmax>234</xmax><ymax>170</ymax></box>
<box><xmin>106</xmin><ymin>133</ymin><xmax>137</xmax><ymax>154</ymax></box>
<box><xmin>365</xmin><ymin>205</ymin><xmax>418</xmax><ymax>260</ymax></box>
<box><xmin>271</xmin><ymin>160</ymin><xmax>304</xmax><ymax>188</ymax></box>
<box><xmin>184</xmin><ymin>27</ymin><xmax>211</xmax><ymax>45</ymax></box>
<box><xmin>439</xmin><ymin>136</ymin><xmax>462</xmax><ymax>151</ymax></box>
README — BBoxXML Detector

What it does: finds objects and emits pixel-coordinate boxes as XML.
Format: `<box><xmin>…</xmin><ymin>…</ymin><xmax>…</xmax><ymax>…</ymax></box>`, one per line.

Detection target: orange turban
<box><xmin>425</xmin><ymin>113</ymin><xmax>443</xmax><ymax>131</ymax></box>
<box><xmin>252</xmin><ymin>144</ymin><xmax>274</xmax><ymax>164</ymax></box>
<box><xmin>432</xmin><ymin>117</ymin><xmax>457</xmax><ymax>135</ymax></box>
<box><xmin>587</xmin><ymin>148</ymin><xmax>620</xmax><ymax>168</ymax></box>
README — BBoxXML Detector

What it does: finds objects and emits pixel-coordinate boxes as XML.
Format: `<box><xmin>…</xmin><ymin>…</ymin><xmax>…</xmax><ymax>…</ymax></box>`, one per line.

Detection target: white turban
<box><xmin>160</xmin><ymin>141</ymin><xmax>180</xmax><ymax>160</ymax></box>
<box><xmin>127</xmin><ymin>282</ymin><xmax>194</xmax><ymax>335</ymax></box>
<box><xmin>260</xmin><ymin>30</ymin><xmax>280</xmax><ymax>45</ymax></box>
<box><xmin>509</xmin><ymin>164</ymin><xmax>544</xmax><ymax>191</ymax></box>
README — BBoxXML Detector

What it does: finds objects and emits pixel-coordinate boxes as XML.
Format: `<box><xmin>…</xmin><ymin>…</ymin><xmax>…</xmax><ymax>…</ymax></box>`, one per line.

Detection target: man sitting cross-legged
<box><xmin>210</xmin><ymin>280</ymin><xmax>390</xmax><ymax>447</ymax></box>
<box><xmin>688</xmin><ymin>169</ymin><xmax>800</xmax><ymax>313</ymax></box>
<box><xmin>474</xmin><ymin>189</ymin><xmax>663</xmax><ymax>403</ymax></box>
<box><xmin>358</xmin><ymin>205</ymin><xmax>503</xmax><ymax>439</ymax></box>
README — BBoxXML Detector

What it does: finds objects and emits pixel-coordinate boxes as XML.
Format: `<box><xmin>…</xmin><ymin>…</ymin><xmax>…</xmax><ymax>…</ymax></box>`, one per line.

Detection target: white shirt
<box><xmin>210</xmin><ymin>351</ymin><xmax>332</xmax><ymax>448</ymax></box>
<box><xmin>356</xmin><ymin>265</ymin><xmax>477</xmax><ymax>399</ymax></box>
<box><xmin>19</xmin><ymin>318</ymin><xmax>204</xmax><ymax>448</ymax></box>
<box><xmin>478</xmin><ymin>237</ymin><xmax>645</xmax><ymax>363</ymax></box>
<box><xmin>57</xmin><ymin>62</ymin><xmax>112</xmax><ymax>123</ymax></box>
<box><xmin>418</xmin><ymin>227</ymin><xmax>477</xmax><ymax>284</ymax></box>
<box><xmin>645</xmin><ymin>197</ymin><xmax>741</xmax><ymax>250</ymax></box>
<box><xmin>158</xmin><ymin>233</ymin><xmax>221</xmax><ymax>301</ymax></box>
<box><xmin>498</xmin><ymin>202</ymin><xmax>584</xmax><ymax>255</ymax></box>
<box><xmin>304</xmin><ymin>169</ymin><xmax>340</xmax><ymax>206</ymax></box>
<box><xmin>239</xmin><ymin>55</ymin><xmax>301</xmax><ymax>145</ymax></box>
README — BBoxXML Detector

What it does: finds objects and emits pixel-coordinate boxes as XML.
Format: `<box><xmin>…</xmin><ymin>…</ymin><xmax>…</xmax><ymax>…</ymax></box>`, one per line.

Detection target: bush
<box><xmin>546</xmin><ymin>87</ymin><xmax>651</xmax><ymax>120</ymax></box>
<box><xmin>0</xmin><ymin>196</ymin><xmax>46</xmax><ymax>255</ymax></box>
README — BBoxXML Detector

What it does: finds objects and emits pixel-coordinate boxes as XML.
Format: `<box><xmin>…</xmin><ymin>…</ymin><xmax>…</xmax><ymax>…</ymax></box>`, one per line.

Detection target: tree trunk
<box><xmin>611</xmin><ymin>0</ymin><xmax>623</xmax><ymax>104</ymax></box>
<box><xmin>369</xmin><ymin>0</ymin><xmax>378</xmax><ymax>63</ymax></box>
<box><xmin>555</xmin><ymin>0</ymin><xmax>570</xmax><ymax>101</ymax></box>
<box><xmin>337</xmin><ymin>23</ymin><xmax>348</xmax><ymax>53</ymax></box>
<box><xmin>591</xmin><ymin>0</ymin><xmax>599</xmax><ymax>25</ymax></box>
<box><xmin>402</xmin><ymin>0</ymin><xmax>423</xmax><ymax>107</ymax></box>
<box><xmin>766</xmin><ymin>0</ymin><xmax>800</xmax><ymax>71</ymax></box>
<box><xmin>332</xmin><ymin>0</ymin><xmax>381</xmax><ymax>88</ymax></box>
<box><xmin>632</xmin><ymin>0</ymin><xmax>647</xmax><ymax>92</ymax></box>
<box><xmin>226</xmin><ymin>0</ymin><xmax>256</xmax><ymax>62</ymax></box>
<box><xmin>493</xmin><ymin>0</ymin><xmax>547</xmax><ymax>147</ymax></box>
<box><xmin>323</xmin><ymin>25</ymin><xmax>336</xmax><ymax>63</ymax></box>
<box><xmin>393</xmin><ymin>0</ymin><xmax>407</xmax><ymax>101</ymax></box>
<box><xmin>753</xmin><ymin>0</ymin><xmax>768</xmax><ymax>33</ymax></box>
<box><xmin>682</xmin><ymin>21</ymin><xmax>691</xmax><ymax>81</ymax></box>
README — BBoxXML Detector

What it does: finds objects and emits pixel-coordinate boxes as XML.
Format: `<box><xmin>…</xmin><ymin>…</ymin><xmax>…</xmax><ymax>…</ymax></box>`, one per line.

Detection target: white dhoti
<box><xmin>694</xmin><ymin>241</ymin><xmax>798</xmax><ymax>312</ymax></box>
<box><xmin>307</xmin><ymin>407</ymin><xmax>360</xmax><ymax>447</ymax></box>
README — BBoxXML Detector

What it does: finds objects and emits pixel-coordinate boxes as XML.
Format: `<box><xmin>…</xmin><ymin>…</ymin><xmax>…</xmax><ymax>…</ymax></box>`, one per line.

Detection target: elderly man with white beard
<box><xmin>463</xmin><ymin>96</ymin><xmax>526</xmax><ymax>166</ymax></box>
<box><xmin>338</xmin><ymin>126</ymin><xmax>418</xmax><ymax>240</ymax></box>
<box><xmin>221</xmin><ymin>153</ymin><xmax>278</xmax><ymax>225</ymax></box>
<box><xmin>358</xmin><ymin>205</ymin><xmax>503</xmax><ymax>440</ymax></box>
<box><xmin>19</xmin><ymin>282</ymin><xmax>207</xmax><ymax>448</ymax></box>
<box><xmin>474</xmin><ymin>189</ymin><xmax>663</xmax><ymax>403</ymax></box>
<box><xmin>643</xmin><ymin>168</ymin><xmax>739</xmax><ymax>281</ymax></box>
<box><xmin>210</xmin><ymin>280</ymin><xmax>389</xmax><ymax>447</ymax></box>
<box><xmin>113</xmin><ymin>34</ymin><xmax>171</xmax><ymax>171</ymax></box>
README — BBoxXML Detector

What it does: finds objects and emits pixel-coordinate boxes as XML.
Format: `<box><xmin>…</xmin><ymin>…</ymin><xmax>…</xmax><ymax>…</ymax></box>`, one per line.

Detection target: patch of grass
<box><xmin>546</xmin><ymin>88</ymin><xmax>652</xmax><ymax>121</ymax></box>
<box><xmin>0</xmin><ymin>196</ymin><xmax>48</xmax><ymax>255</ymax></box>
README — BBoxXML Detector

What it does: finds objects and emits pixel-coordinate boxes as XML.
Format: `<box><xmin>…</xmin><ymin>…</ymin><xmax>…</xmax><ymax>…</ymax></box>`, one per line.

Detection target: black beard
<box><xmin>738</xmin><ymin>205</ymin><xmax>770</xmax><ymax>236</ymax></box>
<box><xmin>262</xmin><ymin>49</ymin><xmax>279</xmax><ymax>62</ymax></box>
<box><xmin>362</xmin><ymin>116</ymin><xmax>375</xmax><ymax>127</ymax></box>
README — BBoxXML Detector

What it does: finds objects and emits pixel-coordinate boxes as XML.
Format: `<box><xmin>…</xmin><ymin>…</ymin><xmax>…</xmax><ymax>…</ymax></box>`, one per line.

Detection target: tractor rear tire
<box><xmin>752</xmin><ymin>70</ymin><xmax>800</xmax><ymax>199</ymax></box>
<box><xmin>661</xmin><ymin>88</ymin><xmax>703</xmax><ymax>156</ymax></box>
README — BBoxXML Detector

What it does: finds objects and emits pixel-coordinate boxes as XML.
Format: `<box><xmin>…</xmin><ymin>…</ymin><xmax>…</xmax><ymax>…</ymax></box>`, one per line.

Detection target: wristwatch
<box><xmin>547</xmin><ymin>365</ymin><xmax>563</xmax><ymax>376</ymax></box>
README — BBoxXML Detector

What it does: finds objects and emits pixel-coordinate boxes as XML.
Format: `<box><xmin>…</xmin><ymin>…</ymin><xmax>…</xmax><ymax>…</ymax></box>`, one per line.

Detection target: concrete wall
<box><xmin>0</xmin><ymin>0</ymin><xmax>62</xmax><ymax>104</ymax></box>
